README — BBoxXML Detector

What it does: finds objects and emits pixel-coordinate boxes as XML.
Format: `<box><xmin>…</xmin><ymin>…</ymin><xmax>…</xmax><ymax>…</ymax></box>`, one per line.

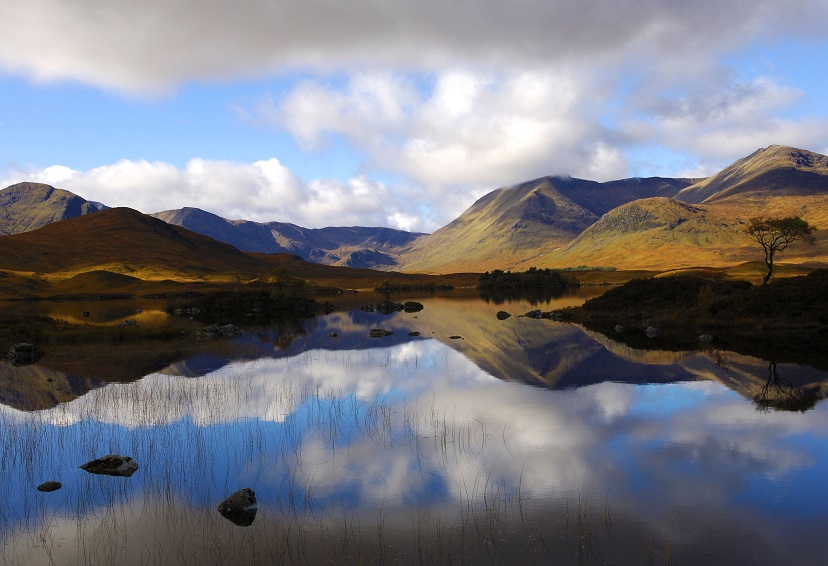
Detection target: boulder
<box><xmin>80</xmin><ymin>455</ymin><xmax>139</xmax><ymax>477</ymax></box>
<box><xmin>217</xmin><ymin>488</ymin><xmax>258</xmax><ymax>527</ymax></box>
<box><xmin>614</xmin><ymin>325</ymin><xmax>624</xmax><ymax>333</ymax></box>
<box><xmin>496</xmin><ymin>311</ymin><xmax>511</xmax><ymax>320</ymax></box>
<box><xmin>645</xmin><ymin>326</ymin><xmax>661</xmax><ymax>338</ymax></box>
<box><xmin>37</xmin><ymin>481</ymin><xmax>62</xmax><ymax>493</ymax></box>
<box><xmin>195</xmin><ymin>324</ymin><xmax>241</xmax><ymax>340</ymax></box>
<box><xmin>7</xmin><ymin>343</ymin><xmax>43</xmax><ymax>366</ymax></box>
<box><xmin>698</xmin><ymin>334</ymin><xmax>715</xmax><ymax>343</ymax></box>
<box><xmin>378</xmin><ymin>300</ymin><xmax>404</xmax><ymax>314</ymax></box>
<box><xmin>449</xmin><ymin>335</ymin><xmax>463</xmax><ymax>340</ymax></box>
<box><xmin>369</xmin><ymin>329</ymin><xmax>393</xmax><ymax>338</ymax></box>
<box><xmin>408</xmin><ymin>331</ymin><xmax>421</xmax><ymax>336</ymax></box>
<box><xmin>403</xmin><ymin>301</ymin><xmax>424</xmax><ymax>313</ymax></box>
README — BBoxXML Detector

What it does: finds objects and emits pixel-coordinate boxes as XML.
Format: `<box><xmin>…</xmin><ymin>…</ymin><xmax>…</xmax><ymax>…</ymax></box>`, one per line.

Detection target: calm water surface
<box><xmin>1</xmin><ymin>293</ymin><xmax>827</xmax><ymax>565</ymax></box>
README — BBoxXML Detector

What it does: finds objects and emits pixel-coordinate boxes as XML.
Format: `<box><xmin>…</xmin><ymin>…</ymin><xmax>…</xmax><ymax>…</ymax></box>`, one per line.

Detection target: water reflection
<box><xmin>2</xmin><ymin>295</ymin><xmax>828</xmax><ymax>563</ymax></box>
<box><xmin>1</xmin><ymin>335</ymin><xmax>827</xmax><ymax>564</ymax></box>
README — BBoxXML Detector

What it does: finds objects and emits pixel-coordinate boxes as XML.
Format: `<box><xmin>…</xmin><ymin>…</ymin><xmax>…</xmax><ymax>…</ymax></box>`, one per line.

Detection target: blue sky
<box><xmin>1</xmin><ymin>1</ymin><xmax>827</xmax><ymax>232</ymax></box>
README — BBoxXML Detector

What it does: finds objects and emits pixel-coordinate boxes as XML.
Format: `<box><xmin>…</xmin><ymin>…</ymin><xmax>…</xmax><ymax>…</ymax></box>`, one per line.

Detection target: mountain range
<box><xmin>1</xmin><ymin>144</ymin><xmax>827</xmax><ymax>287</ymax></box>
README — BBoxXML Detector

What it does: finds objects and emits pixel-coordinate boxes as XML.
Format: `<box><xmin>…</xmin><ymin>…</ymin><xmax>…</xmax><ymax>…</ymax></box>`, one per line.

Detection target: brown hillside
<box><xmin>398</xmin><ymin>175</ymin><xmax>697</xmax><ymax>273</ymax></box>
<box><xmin>541</xmin><ymin>196</ymin><xmax>828</xmax><ymax>271</ymax></box>
<box><xmin>0</xmin><ymin>207</ymin><xmax>264</xmax><ymax>281</ymax></box>
<box><xmin>676</xmin><ymin>145</ymin><xmax>828</xmax><ymax>204</ymax></box>
<box><xmin>0</xmin><ymin>182</ymin><xmax>105</xmax><ymax>235</ymax></box>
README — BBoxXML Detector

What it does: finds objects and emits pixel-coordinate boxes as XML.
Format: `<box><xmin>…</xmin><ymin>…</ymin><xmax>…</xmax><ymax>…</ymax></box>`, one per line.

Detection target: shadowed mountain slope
<box><xmin>0</xmin><ymin>182</ymin><xmax>106</xmax><ymax>235</ymax></box>
<box><xmin>397</xmin><ymin>176</ymin><xmax>698</xmax><ymax>273</ymax></box>
<box><xmin>151</xmin><ymin>207</ymin><xmax>425</xmax><ymax>269</ymax></box>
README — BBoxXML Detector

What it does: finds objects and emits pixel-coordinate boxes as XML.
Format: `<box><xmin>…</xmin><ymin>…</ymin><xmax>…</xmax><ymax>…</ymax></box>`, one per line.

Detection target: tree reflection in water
<box><xmin>754</xmin><ymin>361</ymin><xmax>823</xmax><ymax>413</ymax></box>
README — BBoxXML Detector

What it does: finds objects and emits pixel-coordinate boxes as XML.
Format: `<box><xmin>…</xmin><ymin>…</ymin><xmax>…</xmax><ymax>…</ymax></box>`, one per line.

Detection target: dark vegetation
<box><xmin>565</xmin><ymin>270</ymin><xmax>828</xmax><ymax>369</ymax></box>
<box><xmin>573</xmin><ymin>270</ymin><xmax>828</xmax><ymax>327</ymax></box>
<box><xmin>374</xmin><ymin>280</ymin><xmax>454</xmax><ymax>294</ymax></box>
<box><xmin>169</xmin><ymin>290</ymin><xmax>334</xmax><ymax>325</ymax></box>
<box><xmin>478</xmin><ymin>267</ymin><xmax>579</xmax><ymax>289</ymax></box>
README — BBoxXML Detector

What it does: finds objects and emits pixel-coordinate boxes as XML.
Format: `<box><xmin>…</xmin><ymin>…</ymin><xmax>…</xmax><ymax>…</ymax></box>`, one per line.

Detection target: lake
<box><xmin>1</xmin><ymin>291</ymin><xmax>827</xmax><ymax>565</ymax></box>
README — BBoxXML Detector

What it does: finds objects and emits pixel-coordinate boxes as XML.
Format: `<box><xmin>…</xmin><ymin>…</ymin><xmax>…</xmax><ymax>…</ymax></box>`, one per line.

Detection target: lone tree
<box><xmin>746</xmin><ymin>215</ymin><xmax>817</xmax><ymax>285</ymax></box>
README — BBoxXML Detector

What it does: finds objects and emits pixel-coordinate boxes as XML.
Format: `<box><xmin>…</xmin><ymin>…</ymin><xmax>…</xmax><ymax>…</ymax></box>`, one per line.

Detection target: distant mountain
<box><xmin>151</xmin><ymin>207</ymin><xmax>425</xmax><ymax>269</ymax></box>
<box><xmin>397</xmin><ymin>175</ymin><xmax>699</xmax><ymax>273</ymax></box>
<box><xmin>0</xmin><ymin>182</ymin><xmax>107</xmax><ymax>235</ymax></box>
<box><xmin>0</xmin><ymin>207</ymin><xmax>466</xmax><ymax>298</ymax></box>
<box><xmin>676</xmin><ymin>145</ymin><xmax>828</xmax><ymax>204</ymax></box>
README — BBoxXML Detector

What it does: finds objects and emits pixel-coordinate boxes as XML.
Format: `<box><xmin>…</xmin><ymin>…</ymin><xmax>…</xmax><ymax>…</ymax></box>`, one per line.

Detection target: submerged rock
<box><xmin>645</xmin><ymin>326</ymin><xmax>661</xmax><ymax>338</ymax></box>
<box><xmin>80</xmin><ymin>455</ymin><xmax>139</xmax><ymax>477</ymax></box>
<box><xmin>195</xmin><ymin>324</ymin><xmax>241</xmax><ymax>340</ymax></box>
<box><xmin>369</xmin><ymin>329</ymin><xmax>393</xmax><ymax>338</ymax></box>
<box><xmin>496</xmin><ymin>311</ymin><xmax>511</xmax><ymax>320</ymax></box>
<box><xmin>37</xmin><ymin>481</ymin><xmax>62</xmax><ymax>492</ymax></box>
<box><xmin>7</xmin><ymin>343</ymin><xmax>43</xmax><ymax>366</ymax></box>
<box><xmin>403</xmin><ymin>301</ymin><xmax>424</xmax><ymax>313</ymax></box>
<box><xmin>217</xmin><ymin>488</ymin><xmax>258</xmax><ymax>527</ymax></box>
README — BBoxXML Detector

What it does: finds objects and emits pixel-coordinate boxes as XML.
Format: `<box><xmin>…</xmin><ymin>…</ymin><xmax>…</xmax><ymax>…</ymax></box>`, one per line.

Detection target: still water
<box><xmin>1</xmin><ymin>293</ymin><xmax>827</xmax><ymax>565</ymax></box>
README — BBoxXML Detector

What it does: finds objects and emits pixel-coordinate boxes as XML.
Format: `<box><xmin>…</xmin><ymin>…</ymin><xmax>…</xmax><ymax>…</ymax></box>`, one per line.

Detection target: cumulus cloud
<box><xmin>1</xmin><ymin>159</ymin><xmax>420</xmax><ymax>229</ymax></box>
<box><xmin>621</xmin><ymin>75</ymin><xmax>828</xmax><ymax>171</ymax></box>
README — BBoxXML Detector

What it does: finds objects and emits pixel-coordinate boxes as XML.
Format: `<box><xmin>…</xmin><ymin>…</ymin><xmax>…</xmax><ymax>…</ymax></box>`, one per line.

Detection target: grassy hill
<box><xmin>398</xmin><ymin>175</ymin><xmax>697</xmax><ymax>273</ymax></box>
<box><xmin>0</xmin><ymin>207</ymin><xmax>475</xmax><ymax>299</ymax></box>
<box><xmin>0</xmin><ymin>182</ymin><xmax>106</xmax><ymax>235</ymax></box>
<box><xmin>676</xmin><ymin>145</ymin><xmax>828</xmax><ymax>204</ymax></box>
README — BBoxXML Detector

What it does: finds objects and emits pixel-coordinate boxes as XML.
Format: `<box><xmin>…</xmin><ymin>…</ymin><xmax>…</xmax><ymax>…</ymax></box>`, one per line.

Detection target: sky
<box><xmin>1</xmin><ymin>1</ymin><xmax>828</xmax><ymax>233</ymax></box>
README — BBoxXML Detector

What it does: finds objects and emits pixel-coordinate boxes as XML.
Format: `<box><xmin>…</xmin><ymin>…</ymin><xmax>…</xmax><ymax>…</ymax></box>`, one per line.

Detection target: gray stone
<box><xmin>80</xmin><ymin>455</ymin><xmax>139</xmax><ymax>477</ymax></box>
<box><xmin>217</xmin><ymin>488</ymin><xmax>258</xmax><ymax>527</ymax></box>
<box><xmin>614</xmin><ymin>325</ymin><xmax>624</xmax><ymax>333</ymax></box>
<box><xmin>698</xmin><ymin>334</ymin><xmax>714</xmax><ymax>343</ymax></box>
<box><xmin>645</xmin><ymin>326</ymin><xmax>661</xmax><ymax>338</ymax></box>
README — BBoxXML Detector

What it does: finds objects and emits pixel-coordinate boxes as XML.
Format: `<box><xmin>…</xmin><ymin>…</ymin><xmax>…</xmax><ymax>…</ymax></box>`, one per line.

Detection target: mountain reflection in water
<box><xmin>1</xmin><ymin>294</ymin><xmax>827</xmax><ymax>565</ymax></box>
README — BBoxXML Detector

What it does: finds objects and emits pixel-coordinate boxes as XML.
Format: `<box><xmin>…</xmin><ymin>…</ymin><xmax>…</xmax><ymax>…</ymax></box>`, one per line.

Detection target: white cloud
<box><xmin>620</xmin><ymin>75</ymin><xmax>828</xmax><ymax>170</ymax></box>
<box><xmin>257</xmin><ymin>68</ymin><xmax>629</xmax><ymax>212</ymax></box>
<box><xmin>1</xmin><ymin>159</ymin><xmax>434</xmax><ymax>230</ymax></box>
